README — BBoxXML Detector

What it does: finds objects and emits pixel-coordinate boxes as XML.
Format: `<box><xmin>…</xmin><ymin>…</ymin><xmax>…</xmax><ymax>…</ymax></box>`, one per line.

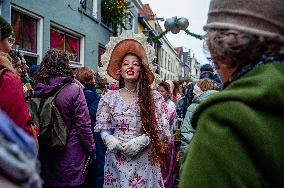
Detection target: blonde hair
<box><xmin>197</xmin><ymin>79</ymin><xmax>217</xmax><ymax>91</ymax></box>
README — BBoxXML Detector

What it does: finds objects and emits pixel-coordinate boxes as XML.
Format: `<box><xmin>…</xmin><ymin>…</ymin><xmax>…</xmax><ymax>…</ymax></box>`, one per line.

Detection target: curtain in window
<box><xmin>11</xmin><ymin>10</ymin><xmax>37</xmax><ymax>53</ymax></box>
<box><xmin>11</xmin><ymin>11</ymin><xmax>22</xmax><ymax>47</ymax></box>
<box><xmin>50</xmin><ymin>29</ymin><xmax>64</xmax><ymax>49</ymax></box>
<box><xmin>66</xmin><ymin>36</ymin><xmax>79</xmax><ymax>61</ymax></box>
<box><xmin>23</xmin><ymin>16</ymin><xmax>36</xmax><ymax>52</ymax></box>
<box><xmin>66</xmin><ymin>36</ymin><xmax>78</xmax><ymax>54</ymax></box>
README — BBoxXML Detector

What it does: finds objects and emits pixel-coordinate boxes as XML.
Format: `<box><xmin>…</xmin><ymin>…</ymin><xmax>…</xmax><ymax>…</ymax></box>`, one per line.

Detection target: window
<box><xmin>125</xmin><ymin>13</ymin><xmax>134</xmax><ymax>30</ymax></box>
<box><xmin>11</xmin><ymin>9</ymin><xmax>37</xmax><ymax>53</ymax></box>
<box><xmin>161</xmin><ymin>49</ymin><xmax>164</xmax><ymax>68</ymax></box>
<box><xmin>50</xmin><ymin>28</ymin><xmax>80</xmax><ymax>62</ymax></box>
<box><xmin>117</xmin><ymin>11</ymin><xmax>135</xmax><ymax>35</ymax></box>
<box><xmin>98</xmin><ymin>45</ymin><xmax>106</xmax><ymax>67</ymax></box>
<box><xmin>168</xmin><ymin>55</ymin><xmax>170</xmax><ymax>71</ymax></box>
<box><xmin>11</xmin><ymin>7</ymin><xmax>43</xmax><ymax>66</ymax></box>
<box><xmin>81</xmin><ymin>0</ymin><xmax>97</xmax><ymax>18</ymax></box>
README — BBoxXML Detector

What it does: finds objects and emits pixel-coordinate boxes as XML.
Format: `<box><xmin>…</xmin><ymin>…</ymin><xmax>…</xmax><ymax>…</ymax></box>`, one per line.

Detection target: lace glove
<box><xmin>123</xmin><ymin>134</ymin><xmax>150</xmax><ymax>157</ymax></box>
<box><xmin>104</xmin><ymin>135</ymin><xmax>123</xmax><ymax>153</ymax></box>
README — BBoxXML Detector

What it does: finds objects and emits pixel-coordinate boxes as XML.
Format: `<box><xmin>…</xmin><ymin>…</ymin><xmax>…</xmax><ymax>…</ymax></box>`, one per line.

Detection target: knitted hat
<box><xmin>200</xmin><ymin>64</ymin><xmax>214</xmax><ymax>73</ymax></box>
<box><xmin>204</xmin><ymin>0</ymin><xmax>284</xmax><ymax>40</ymax></box>
<box><xmin>200</xmin><ymin>64</ymin><xmax>214</xmax><ymax>79</ymax></box>
<box><xmin>0</xmin><ymin>16</ymin><xmax>13</xmax><ymax>40</ymax></box>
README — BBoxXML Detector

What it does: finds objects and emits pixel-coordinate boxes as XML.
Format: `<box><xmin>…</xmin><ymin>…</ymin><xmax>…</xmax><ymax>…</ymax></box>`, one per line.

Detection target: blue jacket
<box><xmin>82</xmin><ymin>85</ymin><xmax>105</xmax><ymax>188</ymax></box>
<box><xmin>83</xmin><ymin>85</ymin><xmax>101</xmax><ymax>127</ymax></box>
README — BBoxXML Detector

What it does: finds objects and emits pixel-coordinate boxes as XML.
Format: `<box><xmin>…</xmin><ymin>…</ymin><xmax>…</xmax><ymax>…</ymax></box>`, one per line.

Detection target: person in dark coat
<box><xmin>75</xmin><ymin>67</ymin><xmax>105</xmax><ymax>188</ymax></box>
<box><xmin>32</xmin><ymin>49</ymin><xmax>95</xmax><ymax>188</ymax></box>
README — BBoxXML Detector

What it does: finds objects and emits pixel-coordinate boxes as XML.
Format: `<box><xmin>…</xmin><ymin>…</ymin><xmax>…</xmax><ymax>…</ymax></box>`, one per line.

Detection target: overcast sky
<box><xmin>142</xmin><ymin>0</ymin><xmax>211</xmax><ymax>64</ymax></box>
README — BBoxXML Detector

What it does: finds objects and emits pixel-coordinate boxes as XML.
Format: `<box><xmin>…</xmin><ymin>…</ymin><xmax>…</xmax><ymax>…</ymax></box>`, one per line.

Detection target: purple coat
<box><xmin>34</xmin><ymin>76</ymin><xmax>95</xmax><ymax>187</ymax></box>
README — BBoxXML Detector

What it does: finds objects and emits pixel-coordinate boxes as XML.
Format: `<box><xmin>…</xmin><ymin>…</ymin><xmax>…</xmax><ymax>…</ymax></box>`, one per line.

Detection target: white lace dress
<box><xmin>94</xmin><ymin>90</ymin><xmax>170</xmax><ymax>188</ymax></box>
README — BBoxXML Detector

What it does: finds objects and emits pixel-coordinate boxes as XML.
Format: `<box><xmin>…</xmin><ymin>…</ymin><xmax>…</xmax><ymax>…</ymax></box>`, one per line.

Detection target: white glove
<box><xmin>123</xmin><ymin>134</ymin><xmax>150</xmax><ymax>157</ymax></box>
<box><xmin>104</xmin><ymin>135</ymin><xmax>123</xmax><ymax>153</ymax></box>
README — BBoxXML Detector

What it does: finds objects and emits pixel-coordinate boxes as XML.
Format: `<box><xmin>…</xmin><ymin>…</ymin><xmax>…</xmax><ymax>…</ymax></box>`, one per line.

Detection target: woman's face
<box><xmin>157</xmin><ymin>86</ymin><xmax>170</xmax><ymax>100</ymax></box>
<box><xmin>120</xmin><ymin>54</ymin><xmax>141</xmax><ymax>83</ymax></box>
<box><xmin>0</xmin><ymin>36</ymin><xmax>13</xmax><ymax>53</ymax></box>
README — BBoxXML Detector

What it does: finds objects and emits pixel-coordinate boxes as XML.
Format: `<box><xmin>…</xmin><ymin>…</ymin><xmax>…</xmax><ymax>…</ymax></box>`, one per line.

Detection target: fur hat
<box><xmin>204</xmin><ymin>0</ymin><xmax>284</xmax><ymax>40</ymax></box>
<box><xmin>0</xmin><ymin>16</ymin><xmax>13</xmax><ymax>40</ymax></box>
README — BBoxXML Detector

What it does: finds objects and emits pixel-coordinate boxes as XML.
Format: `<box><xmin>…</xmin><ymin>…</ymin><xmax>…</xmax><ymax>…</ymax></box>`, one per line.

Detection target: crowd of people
<box><xmin>0</xmin><ymin>0</ymin><xmax>283</xmax><ymax>187</ymax></box>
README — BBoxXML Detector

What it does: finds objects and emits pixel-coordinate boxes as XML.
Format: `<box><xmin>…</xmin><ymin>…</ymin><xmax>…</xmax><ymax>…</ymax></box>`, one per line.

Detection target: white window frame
<box><xmin>92</xmin><ymin>0</ymin><xmax>98</xmax><ymax>18</ymax></box>
<box><xmin>10</xmin><ymin>5</ymin><xmax>43</xmax><ymax>64</ymax></box>
<box><xmin>50</xmin><ymin>23</ymin><xmax>85</xmax><ymax>67</ymax></box>
<box><xmin>127</xmin><ymin>11</ymin><xmax>135</xmax><ymax>32</ymax></box>
<box><xmin>117</xmin><ymin>11</ymin><xmax>135</xmax><ymax>35</ymax></box>
<box><xmin>79</xmin><ymin>0</ymin><xmax>98</xmax><ymax>18</ymax></box>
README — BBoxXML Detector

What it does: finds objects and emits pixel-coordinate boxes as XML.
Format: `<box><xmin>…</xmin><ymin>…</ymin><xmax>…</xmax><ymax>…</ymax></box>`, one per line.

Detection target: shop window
<box><xmin>50</xmin><ymin>28</ymin><xmax>80</xmax><ymax>62</ymax></box>
<box><xmin>98</xmin><ymin>45</ymin><xmax>106</xmax><ymax>67</ymax></box>
<box><xmin>11</xmin><ymin>9</ymin><xmax>37</xmax><ymax>53</ymax></box>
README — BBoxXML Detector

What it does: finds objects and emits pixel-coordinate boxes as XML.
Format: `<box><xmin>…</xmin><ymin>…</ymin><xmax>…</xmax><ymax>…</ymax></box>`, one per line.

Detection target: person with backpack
<box><xmin>75</xmin><ymin>67</ymin><xmax>104</xmax><ymax>188</ymax></box>
<box><xmin>32</xmin><ymin>49</ymin><xmax>95</xmax><ymax>188</ymax></box>
<box><xmin>0</xmin><ymin>16</ymin><xmax>37</xmax><ymax>138</ymax></box>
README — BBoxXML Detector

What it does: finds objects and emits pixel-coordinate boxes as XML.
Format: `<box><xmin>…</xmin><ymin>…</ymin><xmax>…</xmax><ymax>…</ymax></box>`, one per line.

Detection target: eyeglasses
<box><xmin>8</xmin><ymin>36</ymin><xmax>15</xmax><ymax>46</ymax></box>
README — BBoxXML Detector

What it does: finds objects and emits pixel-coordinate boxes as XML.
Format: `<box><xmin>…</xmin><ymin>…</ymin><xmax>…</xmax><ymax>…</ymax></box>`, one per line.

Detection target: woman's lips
<box><xmin>126</xmin><ymin>71</ymin><xmax>135</xmax><ymax>75</ymax></box>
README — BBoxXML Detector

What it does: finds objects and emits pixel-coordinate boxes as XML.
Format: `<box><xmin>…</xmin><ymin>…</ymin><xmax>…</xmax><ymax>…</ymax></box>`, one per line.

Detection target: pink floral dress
<box><xmin>95</xmin><ymin>90</ymin><xmax>170</xmax><ymax>188</ymax></box>
<box><xmin>165</xmin><ymin>98</ymin><xmax>177</xmax><ymax>131</ymax></box>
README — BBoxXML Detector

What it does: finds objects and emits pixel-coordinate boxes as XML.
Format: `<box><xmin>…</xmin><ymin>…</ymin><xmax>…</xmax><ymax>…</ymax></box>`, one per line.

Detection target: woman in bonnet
<box><xmin>95</xmin><ymin>31</ymin><xmax>170</xmax><ymax>187</ymax></box>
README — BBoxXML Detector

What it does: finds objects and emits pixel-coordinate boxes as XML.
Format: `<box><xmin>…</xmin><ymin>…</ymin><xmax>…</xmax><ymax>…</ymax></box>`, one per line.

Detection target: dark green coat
<box><xmin>180</xmin><ymin>63</ymin><xmax>284</xmax><ymax>187</ymax></box>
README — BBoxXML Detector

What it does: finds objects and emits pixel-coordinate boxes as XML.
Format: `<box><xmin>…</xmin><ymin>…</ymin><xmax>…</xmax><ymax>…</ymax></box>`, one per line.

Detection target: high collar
<box><xmin>224</xmin><ymin>53</ymin><xmax>284</xmax><ymax>88</ymax></box>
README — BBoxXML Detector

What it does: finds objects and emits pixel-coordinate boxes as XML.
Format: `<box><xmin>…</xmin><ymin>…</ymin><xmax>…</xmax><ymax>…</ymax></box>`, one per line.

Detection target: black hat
<box><xmin>200</xmin><ymin>64</ymin><xmax>214</xmax><ymax>80</ymax></box>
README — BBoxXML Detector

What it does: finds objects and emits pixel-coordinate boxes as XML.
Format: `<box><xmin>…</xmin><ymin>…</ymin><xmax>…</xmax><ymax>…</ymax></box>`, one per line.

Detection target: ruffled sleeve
<box><xmin>94</xmin><ymin>91</ymin><xmax>114</xmax><ymax>132</ymax></box>
<box><xmin>153</xmin><ymin>91</ymin><xmax>171</xmax><ymax>138</ymax></box>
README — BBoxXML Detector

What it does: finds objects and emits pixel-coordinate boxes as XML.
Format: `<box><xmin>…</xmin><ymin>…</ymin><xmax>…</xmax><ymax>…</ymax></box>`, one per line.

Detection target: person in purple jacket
<box><xmin>32</xmin><ymin>49</ymin><xmax>95</xmax><ymax>188</ymax></box>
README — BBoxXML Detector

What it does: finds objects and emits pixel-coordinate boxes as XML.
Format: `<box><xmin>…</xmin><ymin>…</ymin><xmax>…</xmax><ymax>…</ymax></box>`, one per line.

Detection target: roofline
<box><xmin>161</xmin><ymin>35</ymin><xmax>179</xmax><ymax>56</ymax></box>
